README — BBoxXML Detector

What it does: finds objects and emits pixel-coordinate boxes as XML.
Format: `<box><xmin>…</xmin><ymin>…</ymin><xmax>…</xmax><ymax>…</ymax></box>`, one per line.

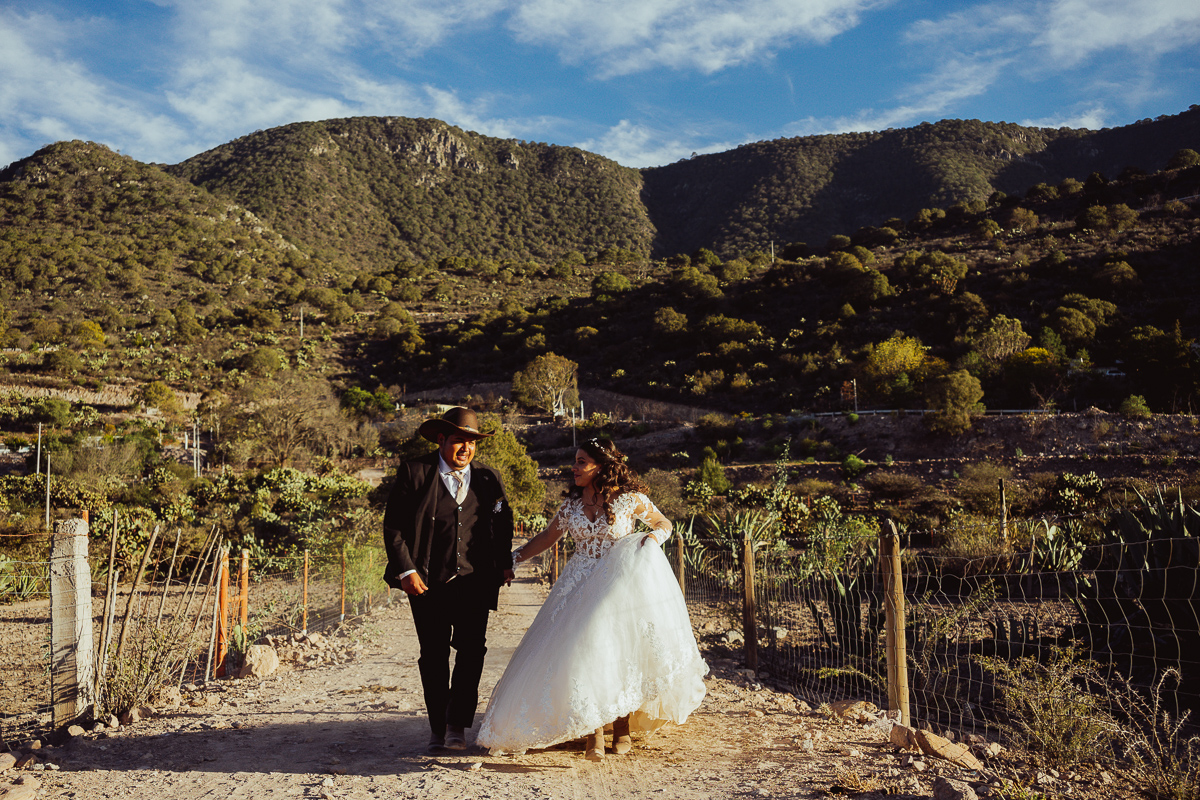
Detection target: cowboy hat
<box><xmin>418</xmin><ymin>407</ymin><xmax>495</xmax><ymax>442</ymax></box>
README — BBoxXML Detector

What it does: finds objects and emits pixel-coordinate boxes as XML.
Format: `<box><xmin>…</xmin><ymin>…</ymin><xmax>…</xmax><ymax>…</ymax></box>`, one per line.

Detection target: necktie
<box><xmin>450</xmin><ymin>470</ymin><xmax>467</xmax><ymax>504</ymax></box>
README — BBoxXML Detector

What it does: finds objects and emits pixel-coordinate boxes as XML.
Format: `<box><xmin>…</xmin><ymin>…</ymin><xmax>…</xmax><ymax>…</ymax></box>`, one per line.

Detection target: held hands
<box><xmin>504</xmin><ymin>568</ymin><xmax>516</xmax><ymax>587</ymax></box>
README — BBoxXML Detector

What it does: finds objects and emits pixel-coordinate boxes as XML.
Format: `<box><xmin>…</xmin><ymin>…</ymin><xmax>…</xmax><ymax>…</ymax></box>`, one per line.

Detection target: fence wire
<box><xmin>0</xmin><ymin>556</ymin><xmax>51</xmax><ymax>742</ymax></box>
<box><xmin>0</xmin><ymin>537</ymin><xmax>390</xmax><ymax>742</ymax></box>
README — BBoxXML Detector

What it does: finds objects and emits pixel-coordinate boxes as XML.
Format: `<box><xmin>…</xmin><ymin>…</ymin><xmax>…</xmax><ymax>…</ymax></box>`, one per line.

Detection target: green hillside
<box><xmin>166</xmin><ymin>117</ymin><xmax>654</xmax><ymax>269</ymax></box>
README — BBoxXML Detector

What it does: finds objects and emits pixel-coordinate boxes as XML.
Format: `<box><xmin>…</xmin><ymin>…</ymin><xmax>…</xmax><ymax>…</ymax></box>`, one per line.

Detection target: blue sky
<box><xmin>1</xmin><ymin>0</ymin><xmax>1198</xmax><ymax>170</ymax></box>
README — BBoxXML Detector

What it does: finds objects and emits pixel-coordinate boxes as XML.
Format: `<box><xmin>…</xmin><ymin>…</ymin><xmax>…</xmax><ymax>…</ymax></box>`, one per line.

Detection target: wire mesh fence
<box><xmin>530</xmin><ymin>513</ymin><xmax>1200</xmax><ymax>747</ymax></box>
<box><xmin>0</xmin><ymin>545</ymin><xmax>52</xmax><ymax>743</ymax></box>
<box><xmin>0</xmin><ymin>525</ymin><xmax>390</xmax><ymax>744</ymax></box>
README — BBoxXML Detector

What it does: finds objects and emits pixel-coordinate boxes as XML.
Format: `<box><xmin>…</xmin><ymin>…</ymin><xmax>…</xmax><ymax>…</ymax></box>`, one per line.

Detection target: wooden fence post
<box><xmin>302</xmin><ymin>549</ymin><xmax>310</xmax><ymax>635</ymax></box>
<box><xmin>676</xmin><ymin>532</ymin><xmax>686</xmax><ymax>596</ymax></box>
<box><xmin>238</xmin><ymin>548</ymin><xmax>249</xmax><ymax>629</ymax></box>
<box><xmin>999</xmin><ymin>479</ymin><xmax>1009</xmax><ymax>547</ymax></box>
<box><xmin>340</xmin><ymin>546</ymin><xmax>347</xmax><ymax>622</ymax></box>
<box><xmin>883</xmin><ymin>521</ymin><xmax>910</xmax><ymax>726</ymax></box>
<box><xmin>50</xmin><ymin>516</ymin><xmax>94</xmax><ymax>726</ymax></box>
<box><xmin>742</xmin><ymin>535</ymin><xmax>758</xmax><ymax>671</ymax></box>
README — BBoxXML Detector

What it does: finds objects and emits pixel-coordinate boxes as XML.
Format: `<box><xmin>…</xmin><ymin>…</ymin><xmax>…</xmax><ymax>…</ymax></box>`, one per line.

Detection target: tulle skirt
<box><xmin>476</xmin><ymin>534</ymin><xmax>708</xmax><ymax>753</ymax></box>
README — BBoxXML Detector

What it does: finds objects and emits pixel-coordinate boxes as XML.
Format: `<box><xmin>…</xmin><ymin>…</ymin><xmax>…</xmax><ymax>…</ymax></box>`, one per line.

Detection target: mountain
<box><xmin>166</xmin><ymin>117</ymin><xmax>654</xmax><ymax>269</ymax></box>
<box><xmin>642</xmin><ymin>108</ymin><xmax>1200</xmax><ymax>257</ymax></box>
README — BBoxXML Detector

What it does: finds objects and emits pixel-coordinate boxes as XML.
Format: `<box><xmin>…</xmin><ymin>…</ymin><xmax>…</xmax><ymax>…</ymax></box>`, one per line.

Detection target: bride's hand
<box><xmin>639</xmin><ymin>534</ymin><xmax>654</xmax><ymax>547</ymax></box>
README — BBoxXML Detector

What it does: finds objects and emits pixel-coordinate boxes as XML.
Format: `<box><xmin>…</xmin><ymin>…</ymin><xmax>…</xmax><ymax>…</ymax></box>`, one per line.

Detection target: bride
<box><xmin>476</xmin><ymin>437</ymin><xmax>708</xmax><ymax>759</ymax></box>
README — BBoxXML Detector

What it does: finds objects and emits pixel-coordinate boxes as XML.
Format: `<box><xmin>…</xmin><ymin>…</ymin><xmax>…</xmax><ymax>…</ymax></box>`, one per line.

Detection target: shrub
<box><xmin>841</xmin><ymin>454</ymin><xmax>868</xmax><ymax>480</ymax></box>
<box><xmin>977</xmin><ymin>646</ymin><xmax>1117</xmax><ymax>768</ymax></box>
<box><xmin>1120</xmin><ymin>394</ymin><xmax>1152</xmax><ymax>418</ymax></box>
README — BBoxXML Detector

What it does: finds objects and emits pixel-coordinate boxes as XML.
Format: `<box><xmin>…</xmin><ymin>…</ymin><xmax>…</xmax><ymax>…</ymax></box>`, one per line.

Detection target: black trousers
<box><xmin>408</xmin><ymin>574</ymin><xmax>491</xmax><ymax>735</ymax></box>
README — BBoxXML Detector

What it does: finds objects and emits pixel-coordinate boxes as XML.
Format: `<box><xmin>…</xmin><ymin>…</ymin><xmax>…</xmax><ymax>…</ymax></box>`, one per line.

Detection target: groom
<box><xmin>383</xmin><ymin>407</ymin><xmax>515</xmax><ymax>751</ymax></box>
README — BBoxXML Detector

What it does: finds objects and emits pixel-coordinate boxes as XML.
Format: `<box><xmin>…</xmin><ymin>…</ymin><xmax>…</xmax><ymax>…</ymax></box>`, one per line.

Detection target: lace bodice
<box><xmin>556</xmin><ymin>491</ymin><xmax>671</xmax><ymax>559</ymax></box>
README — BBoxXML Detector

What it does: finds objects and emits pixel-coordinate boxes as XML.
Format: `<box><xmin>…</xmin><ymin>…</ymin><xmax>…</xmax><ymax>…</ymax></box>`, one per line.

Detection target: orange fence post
<box><xmin>215</xmin><ymin>548</ymin><xmax>230</xmax><ymax>677</ymax></box>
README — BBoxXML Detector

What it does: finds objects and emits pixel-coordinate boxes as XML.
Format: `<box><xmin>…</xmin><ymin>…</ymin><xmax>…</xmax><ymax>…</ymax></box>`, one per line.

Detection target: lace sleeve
<box><xmin>629</xmin><ymin>492</ymin><xmax>673</xmax><ymax>546</ymax></box>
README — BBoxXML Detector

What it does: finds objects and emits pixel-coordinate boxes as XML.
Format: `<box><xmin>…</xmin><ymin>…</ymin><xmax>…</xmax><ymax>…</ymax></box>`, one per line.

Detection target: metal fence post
<box><xmin>742</xmin><ymin>534</ymin><xmax>758</xmax><ymax>671</ymax></box>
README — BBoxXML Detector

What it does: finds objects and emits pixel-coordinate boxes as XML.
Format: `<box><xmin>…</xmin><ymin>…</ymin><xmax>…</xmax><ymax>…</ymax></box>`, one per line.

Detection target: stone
<box><xmin>119</xmin><ymin>708</ymin><xmax>141</xmax><ymax>726</ymax></box>
<box><xmin>828</xmin><ymin>699</ymin><xmax>878</xmax><ymax>719</ymax></box>
<box><xmin>747</xmin><ymin>709</ymin><xmax>765</xmax><ymax>718</ymax></box>
<box><xmin>12</xmin><ymin>755</ymin><xmax>37</xmax><ymax>770</ymax></box>
<box><xmin>0</xmin><ymin>776</ymin><xmax>42</xmax><ymax>800</ymax></box>
<box><xmin>66</xmin><ymin>725</ymin><xmax>86</xmax><ymax>738</ymax></box>
<box><xmin>771</xmin><ymin>627</ymin><xmax>789</xmax><ymax>641</ymax></box>
<box><xmin>933</xmin><ymin>776</ymin><xmax>979</xmax><ymax>800</ymax></box>
<box><xmin>0</xmin><ymin>753</ymin><xmax>16</xmax><ymax>772</ymax></box>
<box><xmin>890</xmin><ymin>723</ymin><xmax>919</xmax><ymax>750</ymax></box>
<box><xmin>915</xmin><ymin>729</ymin><xmax>984</xmax><ymax>771</ymax></box>
<box><xmin>238</xmin><ymin>645</ymin><xmax>281</xmax><ymax>679</ymax></box>
<box><xmin>161</xmin><ymin>687</ymin><xmax>184</xmax><ymax>708</ymax></box>
<box><xmin>105</xmin><ymin>715</ymin><xmax>119</xmax><ymax>728</ymax></box>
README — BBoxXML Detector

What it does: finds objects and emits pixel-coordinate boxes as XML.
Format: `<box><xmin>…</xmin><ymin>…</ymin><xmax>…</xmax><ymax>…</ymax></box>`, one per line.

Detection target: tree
<box><xmin>140</xmin><ymin>380</ymin><xmax>182</xmax><ymax>418</ymax></box>
<box><xmin>974</xmin><ymin>315</ymin><xmax>1031</xmax><ymax>365</ymax></box>
<box><xmin>512</xmin><ymin>353</ymin><xmax>579</xmax><ymax>415</ymax></box>
<box><xmin>229</xmin><ymin>372</ymin><xmax>348</xmax><ymax>467</ymax></box>
<box><xmin>864</xmin><ymin>334</ymin><xmax>926</xmax><ymax>384</ymax></box>
<box><xmin>654</xmin><ymin>307</ymin><xmax>688</xmax><ymax>335</ymax></box>
<box><xmin>591</xmin><ymin>271</ymin><xmax>631</xmax><ymax>299</ymax></box>
<box><xmin>475</xmin><ymin>414</ymin><xmax>546</xmax><ymax>518</ymax></box>
<box><xmin>925</xmin><ymin>370</ymin><xmax>984</xmax><ymax>435</ymax></box>
<box><xmin>1168</xmin><ymin>148</ymin><xmax>1200</xmax><ymax>170</ymax></box>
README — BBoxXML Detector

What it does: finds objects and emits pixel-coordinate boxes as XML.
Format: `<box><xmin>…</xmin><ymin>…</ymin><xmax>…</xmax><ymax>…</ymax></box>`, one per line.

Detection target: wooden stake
<box><xmin>113</xmin><ymin>524</ymin><xmax>160</xmax><ymax>673</ymax></box>
<box><xmin>302</xmin><ymin>549</ymin><xmax>309</xmax><ymax>634</ymax></box>
<box><xmin>884</xmin><ymin>520</ymin><xmax>910</xmax><ymax>726</ymax></box>
<box><xmin>95</xmin><ymin>509</ymin><xmax>120</xmax><ymax>703</ymax></box>
<box><xmin>155</xmin><ymin>528</ymin><xmax>184</xmax><ymax>627</ymax></box>
<box><xmin>238</xmin><ymin>549</ymin><xmax>249</xmax><ymax>629</ymax></box>
<box><xmin>742</xmin><ymin>535</ymin><xmax>758</xmax><ymax>671</ymax></box>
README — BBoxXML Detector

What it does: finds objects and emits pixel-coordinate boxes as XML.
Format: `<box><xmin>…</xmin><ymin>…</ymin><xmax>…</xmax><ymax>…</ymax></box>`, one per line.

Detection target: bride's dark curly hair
<box><xmin>566</xmin><ymin>438</ymin><xmax>647</xmax><ymax>524</ymax></box>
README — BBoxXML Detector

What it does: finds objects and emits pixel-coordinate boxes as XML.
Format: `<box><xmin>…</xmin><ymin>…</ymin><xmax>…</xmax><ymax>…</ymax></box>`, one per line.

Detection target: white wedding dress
<box><xmin>476</xmin><ymin>492</ymin><xmax>708</xmax><ymax>753</ymax></box>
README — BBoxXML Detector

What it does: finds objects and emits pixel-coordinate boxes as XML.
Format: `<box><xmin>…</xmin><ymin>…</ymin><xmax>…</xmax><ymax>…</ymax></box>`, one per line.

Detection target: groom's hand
<box><xmin>503</xmin><ymin>569</ymin><xmax>516</xmax><ymax>586</ymax></box>
<box><xmin>401</xmin><ymin>572</ymin><xmax>428</xmax><ymax>596</ymax></box>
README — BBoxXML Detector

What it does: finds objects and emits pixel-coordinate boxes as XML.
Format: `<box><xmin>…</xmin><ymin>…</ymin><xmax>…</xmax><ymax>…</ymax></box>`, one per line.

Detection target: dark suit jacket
<box><xmin>382</xmin><ymin>451</ymin><xmax>514</xmax><ymax>609</ymax></box>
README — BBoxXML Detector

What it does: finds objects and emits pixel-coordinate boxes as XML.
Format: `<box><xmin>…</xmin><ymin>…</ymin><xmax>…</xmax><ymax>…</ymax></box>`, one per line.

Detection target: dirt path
<box><xmin>15</xmin><ymin>574</ymin><xmax>1109</xmax><ymax>800</ymax></box>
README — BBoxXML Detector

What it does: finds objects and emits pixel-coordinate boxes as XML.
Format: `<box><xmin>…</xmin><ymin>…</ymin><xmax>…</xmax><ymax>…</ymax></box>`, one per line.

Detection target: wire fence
<box><xmin>534</xmin><ymin>513</ymin><xmax>1200</xmax><ymax>745</ymax></box>
<box><xmin>0</xmin><ymin>524</ymin><xmax>390</xmax><ymax>744</ymax></box>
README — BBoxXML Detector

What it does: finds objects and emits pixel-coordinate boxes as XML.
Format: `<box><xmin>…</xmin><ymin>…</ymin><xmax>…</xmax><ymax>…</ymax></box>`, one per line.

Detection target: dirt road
<box><xmin>19</xmin><ymin>575</ymin><xmax>1012</xmax><ymax>800</ymax></box>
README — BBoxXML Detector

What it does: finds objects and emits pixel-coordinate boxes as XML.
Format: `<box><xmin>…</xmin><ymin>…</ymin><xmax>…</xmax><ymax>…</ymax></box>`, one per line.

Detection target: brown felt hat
<box><xmin>418</xmin><ymin>407</ymin><xmax>494</xmax><ymax>443</ymax></box>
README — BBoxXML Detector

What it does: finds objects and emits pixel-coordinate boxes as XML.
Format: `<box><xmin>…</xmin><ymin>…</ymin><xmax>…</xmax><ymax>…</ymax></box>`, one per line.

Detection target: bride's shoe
<box><xmin>585</xmin><ymin>727</ymin><xmax>605</xmax><ymax>761</ymax></box>
<box><xmin>612</xmin><ymin>716</ymin><xmax>632</xmax><ymax>755</ymax></box>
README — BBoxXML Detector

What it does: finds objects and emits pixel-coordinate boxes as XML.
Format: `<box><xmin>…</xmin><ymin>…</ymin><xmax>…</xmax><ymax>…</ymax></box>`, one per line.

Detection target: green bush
<box><xmin>1120</xmin><ymin>394</ymin><xmax>1152</xmax><ymax>418</ymax></box>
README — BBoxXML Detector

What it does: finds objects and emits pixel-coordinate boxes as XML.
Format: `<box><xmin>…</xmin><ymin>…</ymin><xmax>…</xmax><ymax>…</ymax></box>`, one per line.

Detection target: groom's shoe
<box><xmin>445</xmin><ymin>725</ymin><xmax>468</xmax><ymax>750</ymax></box>
<box><xmin>428</xmin><ymin>732</ymin><xmax>446</xmax><ymax>752</ymax></box>
<box><xmin>613</xmin><ymin>716</ymin><xmax>632</xmax><ymax>755</ymax></box>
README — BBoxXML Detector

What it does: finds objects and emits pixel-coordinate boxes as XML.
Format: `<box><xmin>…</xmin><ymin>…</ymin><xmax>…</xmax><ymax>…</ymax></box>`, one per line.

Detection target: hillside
<box><xmin>166</xmin><ymin>117</ymin><xmax>654</xmax><ymax>268</ymax></box>
<box><xmin>1</xmin><ymin>110</ymin><xmax>1199</xmax><ymax>422</ymax></box>
<box><xmin>642</xmin><ymin>108</ymin><xmax>1200</xmax><ymax>256</ymax></box>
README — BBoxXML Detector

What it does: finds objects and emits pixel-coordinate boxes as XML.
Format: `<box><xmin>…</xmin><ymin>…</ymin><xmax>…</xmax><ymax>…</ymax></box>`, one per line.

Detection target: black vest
<box><xmin>428</xmin><ymin>480</ymin><xmax>481</xmax><ymax>584</ymax></box>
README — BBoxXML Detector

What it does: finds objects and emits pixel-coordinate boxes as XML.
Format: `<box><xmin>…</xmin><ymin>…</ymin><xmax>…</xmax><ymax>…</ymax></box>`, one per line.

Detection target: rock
<box><xmin>161</xmin><ymin>687</ymin><xmax>184</xmax><ymax>708</ymax></box>
<box><xmin>747</xmin><ymin>709</ymin><xmax>764</xmax><ymax>718</ymax></box>
<box><xmin>722</xmin><ymin>629</ymin><xmax>744</xmax><ymax>646</ymax></box>
<box><xmin>973</xmin><ymin>742</ymin><xmax>1003</xmax><ymax>759</ymax></box>
<box><xmin>796</xmin><ymin>700</ymin><xmax>812</xmax><ymax>713</ymax></box>
<box><xmin>890</xmin><ymin>723</ymin><xmax>919</xmax><ymax>750</ymax></box>
<box><xmin>238</xmin><ymin>645</ymin><xmax>281</xmax><ymax>679</ymax></box>
<box><xmin>0</xmin><ymin>753</ymin><xmax>16</xmax><ymax>772</ymax></box>
<box><xmin>0</xmin><ymin>776</ymin><xmax>42</xmax><ymax>800</ymax></box>
<box><xmin>183</xmin><ymin>683</ymin><xmax>199</xmax><ymax>692</ymax></box>
<box><xmin>66</xmin><ymin>725</ymin><xmax>86</xmax><ymax>738</ymax></box>
<box><xmin>771</xmin><ymin>627</ymin><xmax>789</xmax><ymax>641</ymax></box>
<box><xmin>119</xmin><ymin>708</ymin><xmax>142</xmax><ymax>726</ymax></box>
<box><xmin>12</xmin><ymin>755</ymin><xmax>37</xmax><ymax>770</ymax></box>
<box><xmin>933</xmin><ymin>776</ymin><xmax>979</xmax><ymax>800</ymax></box>
<box><xmin>828</xmin><ymin>699</ymin><xmax>878</xmax><ymax>719</ymax></box>
<box><xmin>91</xmin><ymin>723</ymin><xmax>106</xmax><ymax>733</ymax></box>
<box><xmin>105</xmin><ymin>715</ymin><xmax>119</xmax><ymax>729</ymax></box>
<box><xmin>916</xmin><ymin>729</ymin><xmax>984</xmax><ymax>771</ymax></box>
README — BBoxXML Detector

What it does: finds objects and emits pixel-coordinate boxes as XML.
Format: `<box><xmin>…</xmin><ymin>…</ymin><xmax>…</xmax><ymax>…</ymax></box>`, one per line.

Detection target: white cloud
<box><xmin>0</xmin><ymin>8</ymin><xmax>195</xmax><ymax>164</ymax></box>
<box><xmin>1021</xmin><ymin>104</ymin><xmax>1111</xmax><ymax>130</ymax></box>
<box><xmin>508</xmin><ymin>0</ymin><xmax>880</xmax><ymax>77</ymax></box>
<box><xmin>1036</xmin><ymin>0</ymin><xmax>1200</xmax><ymax>67</ymax></box>
<box><xmin>575</xmin><ymin>119</ymin><xmax>733</xmax><ymax>167</ymax></box>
